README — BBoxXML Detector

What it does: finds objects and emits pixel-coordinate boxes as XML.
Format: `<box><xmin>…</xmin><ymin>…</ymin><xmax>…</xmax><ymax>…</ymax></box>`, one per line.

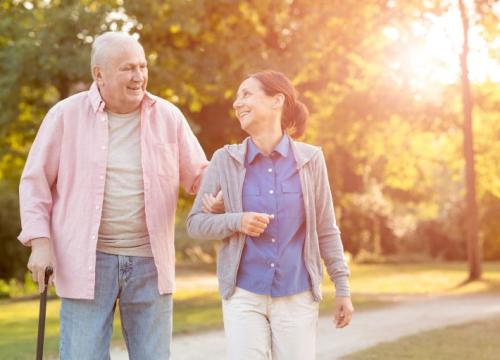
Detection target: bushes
<box><xmin>481</xmin><ymin>194</ymin><xmax>500</xmax><ymax>260</ymax></box>
<box><xmin>0</xmin><ymin>273</ymin><xmax>40</xmax><ymax>299</ymax></box>
<box><xmin>0</xmin><ymin>181</ymin><xmax>29</xmax><ymax>280</ymax></box>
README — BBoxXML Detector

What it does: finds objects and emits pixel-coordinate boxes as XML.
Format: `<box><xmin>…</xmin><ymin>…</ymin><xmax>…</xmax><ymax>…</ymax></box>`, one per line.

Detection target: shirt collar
<box><xmin>88</xmin><ymin>82</ymin><xmax>157</xmax><ymax>113</ymax></box>
<box><xmin>246</xmin><ymin>134</ymin><xmax>290</xmax><ymax>165</ymax></box>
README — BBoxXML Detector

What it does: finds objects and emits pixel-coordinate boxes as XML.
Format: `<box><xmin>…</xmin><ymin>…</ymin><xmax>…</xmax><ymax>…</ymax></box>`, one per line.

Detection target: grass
<box><xmin>347</xmin><ymin>261</ymin><xmax>500</xmax><ymax>295</ymax></box>
<box><xmin>344</xmin><ymin>315</ymin><xmax>500</xmax><ymax>360</ymax></box>
<box><xmin>1</xmin><ymin>261</ymin><xmax>499</xmax><ymax>359</ymax></box>
<box><xmin>0</xmin><ymin>299</ymin><xmax>60</xmax><ymax>360</ymax></box>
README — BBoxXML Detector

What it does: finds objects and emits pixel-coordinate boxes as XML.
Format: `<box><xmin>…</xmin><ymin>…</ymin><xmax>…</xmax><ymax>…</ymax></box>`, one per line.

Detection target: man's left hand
<box><xmin>202</xmin><ymin>190</ymin><xmax>225</xmax><ymax>214</ymax></box>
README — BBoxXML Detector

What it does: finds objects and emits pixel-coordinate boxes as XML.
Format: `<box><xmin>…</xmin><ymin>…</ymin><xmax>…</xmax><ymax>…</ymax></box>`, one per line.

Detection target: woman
<box><xmin>187</xmin><ymin>70</ymin><xmax>353</xmax><ymax>360</ymax></box>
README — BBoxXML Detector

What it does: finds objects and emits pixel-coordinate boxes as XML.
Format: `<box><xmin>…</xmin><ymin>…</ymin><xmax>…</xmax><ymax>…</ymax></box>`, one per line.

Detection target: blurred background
<box><xmin>0</xmin><ymin>0</ymin><xmax>499</xmax><ymax>358</ymax></box>
<box><xmin>2</xmin><ymin>0</ymin><xmax>499</xmax><ymax>281</ymax></box>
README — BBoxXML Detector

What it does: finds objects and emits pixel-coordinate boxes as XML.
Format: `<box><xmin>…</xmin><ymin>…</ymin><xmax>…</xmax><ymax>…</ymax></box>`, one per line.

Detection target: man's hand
<box><xmin>334</xmin><ymin>296</ymin><xmax>354</xmax><ymax>328</ymax></box>
<box><xmin>240</xmin><ymin>212</ymin><xmax>274</xmax><ymax>237</ymax></box>
<box><xmin>202</xmin><ymin>190</ymin><xmax>225</xmax><ymax>214</ymax></box>
<box><xmin>27</xmin><ymin>237</ymin><xmax>54</xmax><ymax>293</ymax></box>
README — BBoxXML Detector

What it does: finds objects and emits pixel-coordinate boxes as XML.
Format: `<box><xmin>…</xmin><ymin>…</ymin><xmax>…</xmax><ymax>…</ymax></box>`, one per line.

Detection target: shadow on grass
<box><xmin>450</xmin><ymin>276</ymin><xmax>500</xmax><ymax>293</ymax></box>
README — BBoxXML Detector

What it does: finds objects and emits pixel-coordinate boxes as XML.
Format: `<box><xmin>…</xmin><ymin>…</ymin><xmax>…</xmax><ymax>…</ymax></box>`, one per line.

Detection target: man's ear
<box><xmin>273</xmin><ymin>93</ymin><xmax>285</xmax><ymax>109</ymax></box>
<box><xmin>92</xmin><ymin>65</ymin><xmax>104</xmax><ymax>84</ymax></box>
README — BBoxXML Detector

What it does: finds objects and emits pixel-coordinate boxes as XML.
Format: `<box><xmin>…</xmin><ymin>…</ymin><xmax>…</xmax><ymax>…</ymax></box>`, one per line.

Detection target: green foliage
<box><xmin>0</xmin><ymin>181</ymin><xmax>28</xmax><ymax>279</ymax></box>
<box><xmin>1</xmin><ymin>0</ymin><xmax>500</xmax><ymax>279</ymax></box>
<box><xmin>0</xmin><ymin>0</ymin><xmax>123</xmax><ymax>279</ymax></box>
<box><xmin>0</xmin><ymin>272</ymin><xmax>40</xmax><ymax>299</ymax></box>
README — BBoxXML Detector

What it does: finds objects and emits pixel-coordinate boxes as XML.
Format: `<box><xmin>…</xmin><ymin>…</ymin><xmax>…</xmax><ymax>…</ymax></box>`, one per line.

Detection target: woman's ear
<box><xmin>273</xmin><ymin>93</ymin><xmax>285</xmax><ymax>109</ymax></box>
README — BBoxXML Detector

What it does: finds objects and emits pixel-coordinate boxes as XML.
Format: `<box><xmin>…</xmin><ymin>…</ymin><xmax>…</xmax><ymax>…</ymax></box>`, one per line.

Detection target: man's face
<box><xmin>94</xmin><ymin>42</ymin><xmax>148</xmax><ymax>114</ymax></box>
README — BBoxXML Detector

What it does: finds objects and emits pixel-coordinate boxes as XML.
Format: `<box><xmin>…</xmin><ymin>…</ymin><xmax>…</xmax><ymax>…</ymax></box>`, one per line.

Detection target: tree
<box><xmin>0</xmin><ymin>0</ymin><xmax>122</xmax><ymax>279</ymax></box>
<box><xmin>458</xmin><ymin>0</ymin><xmax>481</xmax><ymax>280</ymax></box>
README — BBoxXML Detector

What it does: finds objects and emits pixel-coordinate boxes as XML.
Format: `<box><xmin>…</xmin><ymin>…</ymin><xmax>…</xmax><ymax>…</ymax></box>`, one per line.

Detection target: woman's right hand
<box><xmin>240</xmin><ymin>212</ymin><xmax>274</xmax><ymax>237</ymax></box>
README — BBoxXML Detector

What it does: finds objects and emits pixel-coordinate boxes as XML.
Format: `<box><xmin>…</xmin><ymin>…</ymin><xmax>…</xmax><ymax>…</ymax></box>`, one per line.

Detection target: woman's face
<box><xmin>233</xmin><ymin>77</ymin><xmax>278</xmax><ymax>134</ymax></box>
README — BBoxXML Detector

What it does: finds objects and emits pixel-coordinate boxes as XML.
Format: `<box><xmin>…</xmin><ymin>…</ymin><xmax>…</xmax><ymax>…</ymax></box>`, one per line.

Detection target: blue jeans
<box><xmin>60</xmin><ymin>251</ymin><xmax>172</xmax><ymax>360</ymax></box>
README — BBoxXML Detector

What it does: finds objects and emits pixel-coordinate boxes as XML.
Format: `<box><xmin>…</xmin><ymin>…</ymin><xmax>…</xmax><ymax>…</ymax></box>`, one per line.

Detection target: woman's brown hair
<box><xmin>250</xmin><ymin>70</ymin><xmax>308</xmax><ymax>138</ymax></box>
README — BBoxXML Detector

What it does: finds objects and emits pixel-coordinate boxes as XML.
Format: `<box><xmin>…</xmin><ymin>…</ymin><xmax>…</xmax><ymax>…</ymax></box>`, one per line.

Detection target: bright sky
<box><xmin>384</xmin><ymin>1</ymin><xmax>500</xmax><ymax>85</ymax></box>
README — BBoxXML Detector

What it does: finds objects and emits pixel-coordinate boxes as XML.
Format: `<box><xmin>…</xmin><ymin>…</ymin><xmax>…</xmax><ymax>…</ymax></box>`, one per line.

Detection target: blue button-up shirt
<box><xmin>236</xmin><ymin>135</ymin><xmax>311</xmax><ymax>297</ymax></box>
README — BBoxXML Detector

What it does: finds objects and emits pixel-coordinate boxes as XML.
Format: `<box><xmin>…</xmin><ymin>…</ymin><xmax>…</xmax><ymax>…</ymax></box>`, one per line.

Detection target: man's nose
<box><xmin>132</xmin><ymin>68</ymin><xmax>144</xmax><ymax>81</ymax></box>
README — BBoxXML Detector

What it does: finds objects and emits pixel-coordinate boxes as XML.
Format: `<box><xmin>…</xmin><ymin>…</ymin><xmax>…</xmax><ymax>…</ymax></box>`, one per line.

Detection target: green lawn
<box><xmin>344</xmin><ymin>315</ymin><xmax>500</xmax><ymax>360</ymax></box>
<box><xmin>347</xmin><ymin>261</ymin><xmax>500</xmax><ymax>295</ymax></box>
<box><xmin>1</xmin><ymin>261</ymin><xmax>499</xmax><ymax>359</ymax></box>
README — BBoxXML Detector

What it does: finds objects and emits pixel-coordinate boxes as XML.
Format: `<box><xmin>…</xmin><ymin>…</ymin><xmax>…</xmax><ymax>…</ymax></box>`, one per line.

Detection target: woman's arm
<box><xmin>313</xmin><ymin>150</ymin><xmax>351</xmax><ymax>297</ymax></box>
<box><xmin>186</xmin><ymin>150</ymin><xmax>243</xmax><ymax>240</ymax></box>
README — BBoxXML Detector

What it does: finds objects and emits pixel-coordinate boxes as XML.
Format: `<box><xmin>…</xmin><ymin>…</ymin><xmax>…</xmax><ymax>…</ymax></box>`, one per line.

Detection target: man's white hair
<box><xmin>90</xmin><ymin>32</ymin><xmax>143</xmax><ymax>79</ymax></box>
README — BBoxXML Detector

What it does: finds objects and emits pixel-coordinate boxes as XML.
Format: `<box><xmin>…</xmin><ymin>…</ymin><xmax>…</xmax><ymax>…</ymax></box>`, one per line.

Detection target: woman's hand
<box><xmin>240</xmin><ymin>212</ymin><xmax>274</xmax><ymax>237</ymax></box>
<box><xmin>334</xmin><ymin>296</ymin><xmax>354</xmax><ymax>328</ymax></box>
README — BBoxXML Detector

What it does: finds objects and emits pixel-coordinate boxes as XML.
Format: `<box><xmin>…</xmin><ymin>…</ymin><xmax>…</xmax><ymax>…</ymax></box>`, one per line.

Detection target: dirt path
<box><xmin>110</xmin><ymin>293</ymin><xmax>500</xmax><ymax>359</ymax></box>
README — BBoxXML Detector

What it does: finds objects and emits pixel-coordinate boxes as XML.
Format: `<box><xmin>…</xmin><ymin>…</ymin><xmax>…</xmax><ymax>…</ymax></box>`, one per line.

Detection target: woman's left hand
<box><xmin>334</xmin><ymin>296</ymin><xmax>354</xmax><ymax>328</ymax></box>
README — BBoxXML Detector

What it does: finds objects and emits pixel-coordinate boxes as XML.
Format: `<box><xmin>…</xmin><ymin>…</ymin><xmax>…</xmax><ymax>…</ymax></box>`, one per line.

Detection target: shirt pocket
<box><xmin>242</xmin><ymin>184</ymin><xmax>261</xmax><ymax>213</ymax></box>
<box><xmin>243</xmin><ymin>184</ymin><xmax>260</xmax><ymax>196</ymax></box>
<box><xmin>280</xmin><ymin>179</ymin><xmax>305</xmax><ymax>218</ymax></box>
<box><xmin>154</xmin><ymin>143</ymin><xmax>178</xmax><ymax>179</ymax></box>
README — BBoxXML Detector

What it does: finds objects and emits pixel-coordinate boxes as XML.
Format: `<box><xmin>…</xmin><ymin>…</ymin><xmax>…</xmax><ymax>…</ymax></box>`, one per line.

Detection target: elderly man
<box><xmin>18</xmin><ymin>32</ymin><xmax>208</xmax><ymax>359</ymax></box>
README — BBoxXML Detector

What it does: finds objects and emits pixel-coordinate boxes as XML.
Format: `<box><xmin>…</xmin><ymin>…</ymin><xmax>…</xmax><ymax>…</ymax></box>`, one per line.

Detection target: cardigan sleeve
<box><xmin>186</xmin><ymin>149</ymin><xmax>243</xmax><ymax>240</ymax></box>
<box><xmin>313</xmin><ymin>150</ymin><xmax>351</xmax><ymax>297</ymax></box>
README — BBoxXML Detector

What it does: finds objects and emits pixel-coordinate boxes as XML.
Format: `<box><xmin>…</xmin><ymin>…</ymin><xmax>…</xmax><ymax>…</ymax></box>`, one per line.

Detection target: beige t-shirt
<box><xmin>97</xmin><ymin>109</ymin><xmax>153</xmax><ymax>257</ymax></box>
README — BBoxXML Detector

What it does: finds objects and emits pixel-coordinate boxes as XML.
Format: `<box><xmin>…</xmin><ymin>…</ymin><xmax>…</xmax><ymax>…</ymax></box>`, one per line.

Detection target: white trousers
<box><xmin>222</xmin><ymin>287</ymin><xmax>319</xmax><ymax>360</ymax></box>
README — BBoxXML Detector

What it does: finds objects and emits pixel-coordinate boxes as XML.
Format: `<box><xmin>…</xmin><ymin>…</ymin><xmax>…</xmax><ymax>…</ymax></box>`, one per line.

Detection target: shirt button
<box><xmin>101</xmin><ymin>145</ymin><xmax>106</xmax><ymax>150</ymax></box>
<box><xmin>101</xmin><ymin>117</ymin><xmax>106</xmax><ymax>122</ymax></box>
<box><xmin>95</xmin><ymin>205</ymin><xmax>100</xmax><ymax>210</ymax></box>
<box><xmin>271</xmin><ymin>238</ymin><xmax>276</xmax><ymax>243</ymax></box>
<box><xmin>89</xmin><ymin>265</ymin><xmax>93</xmax><ymax>271</ymax></box>
<box><xmin>270</xmin><ymin>263</ymin><xmax>275</xmax><ymax>268</ymax></box>
<box><xmin>92</xmin><ymin>235</ymin><xmax>96</xmax><ymax>240</ymax></box>
<box><xmin>99</xmin><ymin>175</ymin><xmax>104</xmax><ymax>180</ymax></box>
<box><xmin>269</xmin><ymin>190</ymin><xmax>274</xmax><ymax>194</ymax></box>
<box><xmin>268</xmin><ymin>168</ymin><xmax>273</xmax><ymax>173</ymax></box>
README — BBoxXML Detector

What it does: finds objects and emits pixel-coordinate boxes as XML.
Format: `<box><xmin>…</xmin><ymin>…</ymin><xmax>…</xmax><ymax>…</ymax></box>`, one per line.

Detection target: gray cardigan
<box><xmin>186</xmin><ymin>137</ymin><xmax>350</xmax><ymax>300</ymax></box>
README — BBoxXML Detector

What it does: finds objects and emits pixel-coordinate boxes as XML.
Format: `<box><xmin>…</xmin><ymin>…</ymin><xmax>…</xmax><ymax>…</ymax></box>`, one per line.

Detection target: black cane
<box><xmin>36</xmin><ymin>267</ymin><xmax>53</xmax><ymax>360</ymax></box>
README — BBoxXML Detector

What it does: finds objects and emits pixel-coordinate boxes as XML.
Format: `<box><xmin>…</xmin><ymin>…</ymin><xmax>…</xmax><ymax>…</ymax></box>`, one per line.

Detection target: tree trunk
<box><xmin>459</xmin><ymin>0</ymin><xmax>481</xmax><ymax>280</ymax></box>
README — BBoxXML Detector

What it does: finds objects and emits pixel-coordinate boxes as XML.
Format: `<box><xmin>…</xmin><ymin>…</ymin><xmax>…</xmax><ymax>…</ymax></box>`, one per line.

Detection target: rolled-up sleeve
<box><xmin>18</xmin><ymin>106</ymin><xmax>63</xmax><ymax>245</ymax></box>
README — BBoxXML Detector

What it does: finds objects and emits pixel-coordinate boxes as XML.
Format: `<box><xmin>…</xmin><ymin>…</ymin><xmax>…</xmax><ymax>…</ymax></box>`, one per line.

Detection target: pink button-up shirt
<box><xmin>18</xmin><ymin>83</ymin><xmax>208</xmax><ymax>299</ymax></box>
